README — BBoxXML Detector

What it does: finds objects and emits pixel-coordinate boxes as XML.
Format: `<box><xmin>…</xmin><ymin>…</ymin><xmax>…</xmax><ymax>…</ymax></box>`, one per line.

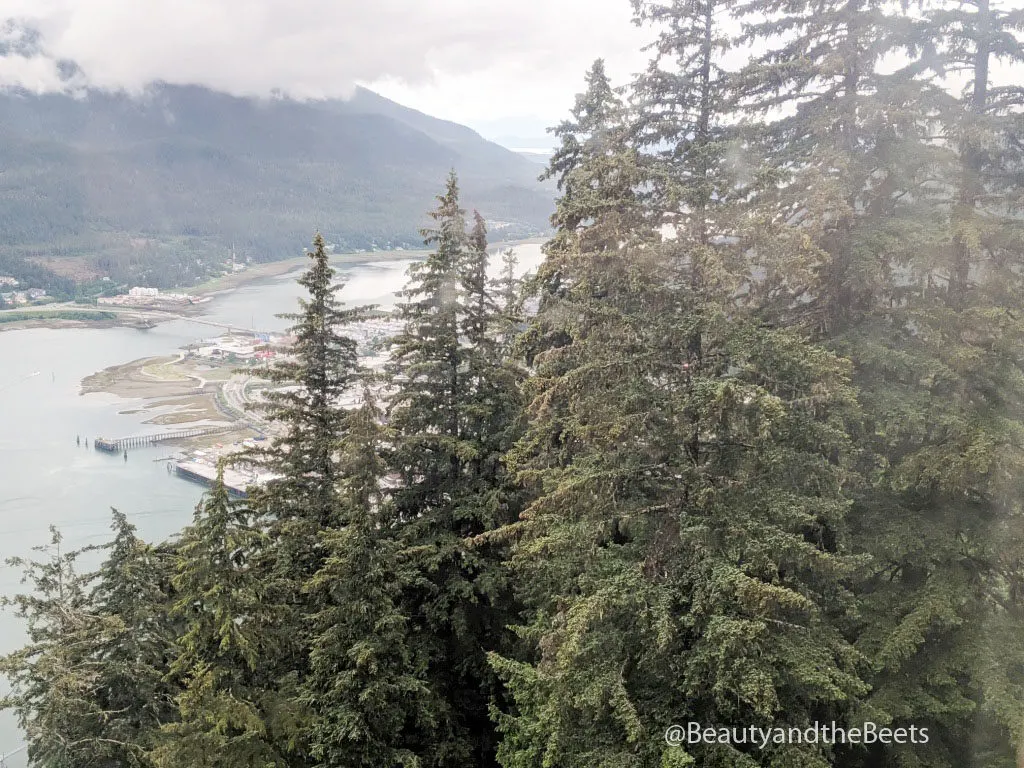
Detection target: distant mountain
<box><xmin>516</xmin><ymin>150</ymin><xmax>554</xmax><ymax>165</ymax></box>
<box><xmin>492</xmin><ymin>136</ymin><xmax>557</xmax><ymax>152</ymax></box>
<box><xmin>0</xmin><ymin>84</ymin><xmax>554</xmax><ymax>291</ymax></box>
<box><xmin>469</xmin><ymin>114</ymin><xmax>557</xmax><ymax>148</ymax></box>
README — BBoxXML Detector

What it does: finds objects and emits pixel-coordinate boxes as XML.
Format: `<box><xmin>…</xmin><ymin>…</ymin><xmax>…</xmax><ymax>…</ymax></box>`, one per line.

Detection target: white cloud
<box><xmin>0</xmin><ymin>1</ymin><xmax>651</xmax><ymax>127</ymax></box>
<box><xmin>0</xmin><ymin>53</ymin><xmax>64</xmax><ymax>93</ymax></box>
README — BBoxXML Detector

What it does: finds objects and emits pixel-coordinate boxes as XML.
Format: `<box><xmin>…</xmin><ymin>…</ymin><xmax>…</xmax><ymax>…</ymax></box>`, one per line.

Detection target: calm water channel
<box><xmin>0</xmin><ymin>244</ymin><xmax>542</xmax><ymax>762</ymax></box>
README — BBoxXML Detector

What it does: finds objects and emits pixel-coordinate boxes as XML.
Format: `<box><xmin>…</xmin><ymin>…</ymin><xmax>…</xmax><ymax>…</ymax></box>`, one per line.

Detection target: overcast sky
<box><xmin>0</xmin><ymin>1</ymin><xmax>651</xmax><ymax>147</ymax></box>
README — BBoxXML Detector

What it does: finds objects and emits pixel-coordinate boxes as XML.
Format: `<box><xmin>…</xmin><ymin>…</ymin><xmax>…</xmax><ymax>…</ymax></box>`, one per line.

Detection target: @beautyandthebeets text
<box><xmin>665</xmin><ymin>722</ymin><xmax>929</xmax><ymax>749</ymax></box>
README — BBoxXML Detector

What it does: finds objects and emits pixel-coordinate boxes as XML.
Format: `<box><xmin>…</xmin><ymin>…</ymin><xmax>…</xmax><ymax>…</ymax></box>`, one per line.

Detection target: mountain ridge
<box><xmin>0</xmin><ymin>82</ymin><xmax>553</xmax><ymax>293</ymax></box>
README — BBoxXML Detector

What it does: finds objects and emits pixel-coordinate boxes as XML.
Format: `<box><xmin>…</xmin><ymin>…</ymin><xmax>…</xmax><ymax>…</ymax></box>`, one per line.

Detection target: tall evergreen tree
<box><xmin>732</xmin><ymin>0</ymin><xmax>939</xmax><ymax>331</ymax></box>
<box><xmin>523</xmin><ymin>59</ymin><xmax>642</xmax><ymax>367</ymax></box>
<box><xmin>934</xmin><ymin>0</ymin><xmax>1024</xmax><ymax>309</ymax></box>
<box><xmin>251</xmin><ymin>231</ymin><xmax>370</xmax><ymax>541</ymax></box>
<box><xmin>516</xmin><ymin>59</ymin><xmax>646</xmax><ymax>486</ymax></box>
<box><xmin>241</xmin><ymin>231</ymin><xmax>371</xmax><ymax>767</ymax></box>
<box><xmin>302</xmin><ymin>388</ymin><xmax>436</xmax><ymax>768</ymax></box>
<box><xmin>830</xmin><ymin>4</ymin><xmax>1024</xmax><ymax>765</ymax></box>
<box><xmin>733</xmin><ymin>1</ymin><xmax>1024</xmax><ymax>765</ymax></box>
<box><xmin>493</xmin><ymin>23</ymin><xmax>871</xmax><ymax>765</ymax></box>
<box><xmin>631</xmin><ymin>0</ymin><xmax>734</xmax><ymax>255</ymax></box>
<box><xmin>0</xmin><ymin>529</ymin><xmax>105</xmax><ymax>767</ymax></box>
<box><xmin>494</xmin><ymin>248</ymin><xmax>523</xmax><ymax>358</ymax></box>
<box><xmin>387</xmin><ymin>172</ymin><xmax>523</xmax><ymax>767</ymax></box>
<box><xmin>465</xmin><ymin>211</ymin><xmax>495</xmax><ymax>349</ymax></box>
<box><xmin>82</xmin><ymin>511</ymin><xmax>179</xmax><ymax>767</ymax></box>
<box><xmin>934</xmin><ymin>6</ymin><xmax>1024</xmax><ymax>762</ymax></box>
<box><xmin>389</xmin><ymin>173</ymin><xmax>467</xmax><ymax>453</ymax></box>
<box><xmin>461</xmin><ymin>212</ymin><xmax>525</xmax><ymax>503</ymax></box>
<box><xmin>153</xmin><ymin>471</ymin><xmax>297</xmax><ymax>768</ymax></box>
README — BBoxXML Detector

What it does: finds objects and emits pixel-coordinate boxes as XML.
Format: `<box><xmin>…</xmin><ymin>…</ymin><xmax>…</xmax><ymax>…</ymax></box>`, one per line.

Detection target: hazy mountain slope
<box><xmin>0</xmin><ymin>84</ymin><xmax>552</xmax><ymax>290</ymax></box>
<box><xmin>337</xmin><ymin>88</ymin><xmax>552</xmax><ymax>180</ymax></box>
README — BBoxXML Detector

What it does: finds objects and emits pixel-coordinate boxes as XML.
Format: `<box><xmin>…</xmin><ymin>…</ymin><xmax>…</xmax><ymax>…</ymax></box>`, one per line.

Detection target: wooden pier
<box><xmin>94</xmin><ymin>426</ymin><xmax>231</xmax><ymax>452</ymax></box>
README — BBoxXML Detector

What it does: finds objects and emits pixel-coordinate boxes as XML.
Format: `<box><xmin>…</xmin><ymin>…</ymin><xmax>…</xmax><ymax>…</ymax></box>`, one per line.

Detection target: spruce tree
<box><xmin>302</xmin><ymin>388</ymin><xmax>435</xmax><ymax>768</ymax></box>
<box><xmin>251</xmin><ymin>231</ymin><xmax>369</xmax><ymax>542</ymax></box>
<box><xmin>631</xmin><ymin>0</ymin><xmax>734</xmax><ymax>254</ymax></box>
<box><xmin>239</xmin><ymin>231</ymin><xmax>371</xmax><ymax>766</ymax></box>
<box><xmin>388</xmin><ymin>172</ymin><xmax>467</xmax><ymax>452</ymax></box>
<box><xmin>461</xmin><ymin>212</ymin><xmax>525</xmax><ymax>498</ymax></box>
<box><xmin>830</xmin><ymin>4</ymin><xmax>1024</xmax><ymax>765</ymax></box>
<box><xmin>522</xmin><ymin>59</ymin><xmax>642</xmax><ymax>370</ymax></box>
<box><xmin>83</xmin><ymin>511</ymin><xmax>179</xmax><ymax>766</ymax></box>
<box><xmin>0</xmin><ymin>529</ymin><xmax>105</xmax><ymax>767</ymax></box>
<box><xmin>936</xmin><ymin>6</ymin><xmax>1024</xmax><ymax>762</ymax></box>
<box><xmin>494</xmin><ymin>248</ymin><xmax>523</xmax><ymax>358</ymax></box>
<box><xmin>387</xmin><ymin>173</ymin><xmax>523</xmax><ymax>767</ymax></box>
<box><xmin>731</xmin><ymin>0</ymin><xmax>939</xmax><ymax>332</ymax></box>
<box><xmin>153</xmin><ymin>471</ymin><xmax>297</xmax><ymax>768</ymax></box>
<box><xmin>728</xmin><ymin>1</ymin><xmax>1024</xmax><ymax>765</ymax></box>
<box><xmin>465</xmin><ymin>211</ymin><xmax>495</xmax><ymax>349</ymax></box>
<box><xmin>492</xmin><ymin>26</ymin><xmax>870</xmax><ymax>765</ymax></box>
<box><xmin>515</xmin><ymin>59</ymin><xmax>645</xmax><ymax>487</ymax></box>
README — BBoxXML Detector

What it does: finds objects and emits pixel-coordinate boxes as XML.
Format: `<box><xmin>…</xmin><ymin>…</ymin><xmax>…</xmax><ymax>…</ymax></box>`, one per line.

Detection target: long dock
<box><xmin>94</xmin><ymin>426</ymin><xmax>231</xmax><ymax>452</ymax></box>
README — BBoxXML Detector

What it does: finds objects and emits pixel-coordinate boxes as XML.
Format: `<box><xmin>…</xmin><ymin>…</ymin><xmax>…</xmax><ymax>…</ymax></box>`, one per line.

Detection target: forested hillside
<box><xmin>0</xmin><ymin>84</ymin><xmax>552</xmax><ymax>293</ymax></box>
<box><xmin>3</xmin><ymin>0</ymin><xmax>1024</xmax><ymax>767</ymax></box>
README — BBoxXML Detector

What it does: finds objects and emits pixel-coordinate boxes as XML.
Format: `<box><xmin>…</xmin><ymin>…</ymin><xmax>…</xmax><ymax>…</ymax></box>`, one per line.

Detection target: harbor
<box><xmin>173</xmin><ymin>457</ymin><xmax>261</xmax><ymax>498</ymax></box>
<box><xmin>80</xmin><ymin>313</ymin><xmax>405</xmax><ymax>496</ymax></box>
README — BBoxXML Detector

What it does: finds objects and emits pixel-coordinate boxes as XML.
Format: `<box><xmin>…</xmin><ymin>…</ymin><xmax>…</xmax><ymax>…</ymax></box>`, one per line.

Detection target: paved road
<box><xmin>220</xmin><ymin>374</ymin><xmax>272</xmax><ymax>432</ymax></box>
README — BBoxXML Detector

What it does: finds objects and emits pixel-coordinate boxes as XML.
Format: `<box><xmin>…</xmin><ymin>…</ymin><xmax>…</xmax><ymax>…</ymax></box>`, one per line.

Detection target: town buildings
<box><xmin>0</xmin><ymin>288</ymin><xmax>47</xmax><ymax>305</ymax></box>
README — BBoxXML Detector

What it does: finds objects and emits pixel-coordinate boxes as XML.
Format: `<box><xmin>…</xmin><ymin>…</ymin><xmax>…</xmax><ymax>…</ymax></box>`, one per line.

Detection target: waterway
<box><xmin>0</xmin><ymin>243</ymin><xmax>542</xmax><ymax>763</ymax></box>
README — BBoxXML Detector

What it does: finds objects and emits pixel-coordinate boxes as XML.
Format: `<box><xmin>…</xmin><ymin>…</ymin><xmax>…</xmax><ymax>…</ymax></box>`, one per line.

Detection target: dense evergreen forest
<box><xmin>3</xmin><ymin>0</ymin><xmax>1024</xmax><ymax>765</ymax></box>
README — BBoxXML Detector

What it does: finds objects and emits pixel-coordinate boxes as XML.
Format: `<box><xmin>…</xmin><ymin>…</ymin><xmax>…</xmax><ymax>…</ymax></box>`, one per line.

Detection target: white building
<box><xmin>128</xmin><ymin>286</ymin><xmax>159</xmax><ymax>298</ymax></box>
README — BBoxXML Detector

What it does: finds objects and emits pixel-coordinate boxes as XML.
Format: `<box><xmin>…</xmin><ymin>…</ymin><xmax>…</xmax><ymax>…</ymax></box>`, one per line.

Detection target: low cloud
<box><xmin>0</xmin><ymin>53</ymin><xmax>65</xmax><ymax>93</ymax></box>
<box><xmin>0</xmin><ymin>0</ymin><xmax>648</xmax><ymax>106</ymax></box>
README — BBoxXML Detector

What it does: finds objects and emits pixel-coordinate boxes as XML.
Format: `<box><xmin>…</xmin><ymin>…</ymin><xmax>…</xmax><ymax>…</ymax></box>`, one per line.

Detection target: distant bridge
<box><xmin>104</xmin><ymin>306</ymin><xmax>268</xmax><ymax>335</ymax></box>
<box><xmin>94</xmin><ymin>426</ymin><xmax>233</xmax><ymax>452</ymax></box>
<box><xmin>137</xmin><ymin>310</ymin><xmax>269</xmax><ymax>335</ymax></box>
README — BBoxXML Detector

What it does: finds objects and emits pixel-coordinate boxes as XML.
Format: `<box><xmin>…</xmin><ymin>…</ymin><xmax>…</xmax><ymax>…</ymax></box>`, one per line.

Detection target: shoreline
<box><xmin>191</xmin><ymin>236</ymin><xmax>546</xmax><ymax>297</ymax></box>
<box><xmin>0</xmin><ymin>236</ymin><xmax>547</xmax><ymax>334</ymax></box>
<box><xmin>55</xmin><ymin>235</ymin><xmax>546</xmax><ymax>453</ymax></box>
<box><xmin>190</xmin><ymin>247</ymin><xmax>423</xmax><ymax>297</ymax></box>
<box><xmin>0</xmin><ymin>317</ymin><xmax>124</xmax><ymax>332</ymax></box>
<box><xmin>81</xmin><ymin>354</ymin><xmax>258</xmax><ymax>448</ymax></box>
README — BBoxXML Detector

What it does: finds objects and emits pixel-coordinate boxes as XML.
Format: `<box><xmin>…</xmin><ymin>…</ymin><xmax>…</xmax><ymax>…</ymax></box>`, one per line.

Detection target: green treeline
<box><xmin>0</xmin><ymin>309</ymin><xmax>117</xmax><ymax>324</ymax></box>
<box><xmin>3</xmin><ymin>0</ymin><xmax>1024</xmax><ymax>766</ymax></box>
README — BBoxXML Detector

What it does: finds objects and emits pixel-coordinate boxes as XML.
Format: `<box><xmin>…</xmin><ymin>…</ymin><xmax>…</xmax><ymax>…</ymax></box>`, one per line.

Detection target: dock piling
<box><xmin>93</xmin><ymin>426</ymin><xmax>231</xmax><ymax>453</ymax></box>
